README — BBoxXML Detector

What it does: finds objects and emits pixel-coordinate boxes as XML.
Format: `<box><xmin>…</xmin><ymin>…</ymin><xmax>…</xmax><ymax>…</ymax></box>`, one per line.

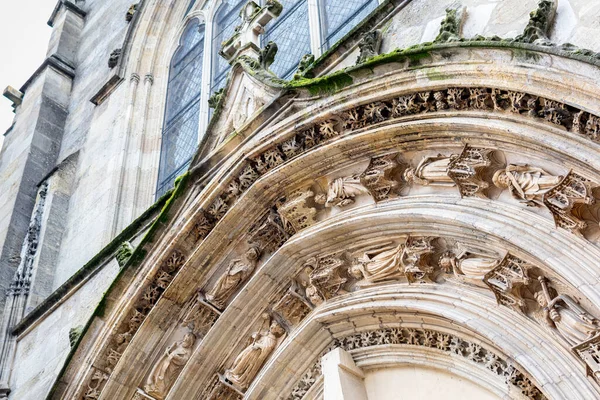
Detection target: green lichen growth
<box><xmin>287</xmin><ymin>72</ymin><xmax>354</xmax><ymax>96</ymax></box>
<box><xmin>434</xmin><ymin>7</ymin><xmax>463</xmax><ymax>43</ymax></box>
<box><xmin>69</xmin><ymin>326</ymin><xmax>84</xmax><ymax>348</ymax></box>
<box><xmin>115</xmin><ymin>242</ymin><xmax>134</xmax><ymax>268</ymax></box>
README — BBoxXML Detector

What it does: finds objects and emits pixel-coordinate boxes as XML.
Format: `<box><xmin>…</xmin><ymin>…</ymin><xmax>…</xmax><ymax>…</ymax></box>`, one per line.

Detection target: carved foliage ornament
<box><xmin>82</xmin><ymin>251</ymin><xmax>185</xmax><ymax>400</ymax></box>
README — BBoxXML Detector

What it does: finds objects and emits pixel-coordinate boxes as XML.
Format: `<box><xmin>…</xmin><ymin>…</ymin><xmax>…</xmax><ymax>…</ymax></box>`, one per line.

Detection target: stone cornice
<box><xmin>19</xmin><ymin>55</ymin><xmax>76</xmax><ymax>94</ymax></box>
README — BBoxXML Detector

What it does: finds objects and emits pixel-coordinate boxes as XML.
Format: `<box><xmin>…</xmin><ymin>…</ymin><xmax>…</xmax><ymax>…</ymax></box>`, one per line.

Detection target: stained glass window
<box><xmin>262</xmin><ymin>0</ymin><xmax>311</xmax><ymax>79</ymax></box>
<box><xmin>320</xmin><ymin>0</ymin><xmax>379</xmax><ymax>51</ymax></box>
<box><xmin>157</xmin><ymin>20</ymin><xmax>205</xmax><ymax>197</ymax></box>
<box><xmin>212</xmin><ymin>0</ymin><xmax>247</xmax><ymax>92</ymax></box>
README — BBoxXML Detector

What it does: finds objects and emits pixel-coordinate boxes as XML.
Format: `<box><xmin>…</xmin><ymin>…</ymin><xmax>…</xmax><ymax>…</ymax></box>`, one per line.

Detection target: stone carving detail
<box><xmin>434</xmin><ymin>7</ymin><xmax>465</xmax><ymax>43</ymax></box>
<box><xmin>483</xmin><ymin>254</ymin><xmax>533</xmax><ymax>312</ymax></box>
<box><xmin>514</xmin><ymin>0</ymin><xmax>557</xmax><ymax>45</ymax></box>
<box><xmin>259</xmin><ymin>41</ymin><xmax>278</xmax><ymax>69</ymax></box>
<box><xmin>190</xmin><ymin>210</ymin><xmax>215</xmax><ymax>243</ymax></box>
<box><xmin>446</xmin><ymin>145</ymin><xmax>494</xmax><ymax>197</ymax></box>
<box><xmin>144</xmin><ymin>333</ymin><xmax>196</xmax><ymax>399</ymax></box>
<box><xmin>537</xmin><ymin>277</ymin><xmax>600</xmax><ymax>347</ymax></box>
<box><xmin>404</xmin><ymin>145</ymin><xmax>493</xmax><ymax>198</ymax></box>
<box><xmin>208</xmin><ymin>88</ymin><xmax>225</xmax><ymax>109</ymax></box>
<box><xmin>574</xmin><ymin>336</ymin><xmax>600</xmax><ymax>383</ymax></box>
<box><xmin>202</xmin><ymin>375</ymin><xmax>243</xmax><ymax>400</ymax></box>
<box><xmin>294</xmin><ymin>54</ymin><xmax>315</xmax><ymax>79</ymax></box>
<box><xmin>359</xmin><ymin>154</ymin><xmax>399</xmax><ymax>201</ymax></box>
<box><xmin>400</xmin><ymin>236</ymin><xmax>436</xmax><ymax>283</ymax></box>
<box><xmin>303</xmin><ymin>255</ymin><xmax>347</xmax><ymax>302</ymax></box>
<box><xmin>349</xmin><ymin>243</ymin><xmax>404</xmax><ymax>285</ymax></box>
<box><xmin>277</xmin><ymin>189</ymin><xmax>317</xmax><ymax>232</ymax></box>
<box><xmin>542</xmin><ymin>171</ymin><xmax>595</xmax><ymax>235</ymax></box>
<box><xmin>82</xmin><ymin>251</ymin><xmax>186</xmax><ymax>400</ymax></box>
<box><xmin>69</xmin><ymin>326</ymin><xmax>84</xmax><ymax>348</ymax></box>
<box><xmin>288</xmin><ymin>328</ymin><xmax>545</xmax><ymax>400</ymax></box>
<box><xmin>315</xmin><ymin>175</ymin><xmax>369</xmax><ymax>207</ymax></box>
<box><xmin>116</xmin><ymin>242</ymin><xmax>134</xmax><ymax>267</ymax></box>
<box><xmin>126</xmin><ymin>3</ymin><xmax>138</xmax><ymax>22</ymax></box>
<box><xmin>272</xmin><ymin>284</ymin><xmax>313</xmax><ymax>327</ymax></box>
<box><xmin>249</xmin><ymin>210</ymin><xmax>290</xmax><ymax>253</ymax></box>
<box><xmin>108</xmin><ymin>48</ymin><xmax>122</xmax><ymax>69</ymax></box>
<box><xmin>222</xmin><ymin>315</ymin><xmax>286</xmax><ymax>391</ymax></box>
<box><xmin>357</xmin><ymin>30</ymin><xmax>382</xmax><ymax>63</ymax></box>
<box><xmin>493</xmin><ymin>164</ymin><xmax>563</xmax><ymax>206</ymax></box>
<box><xmin>206</xmin><ymin>247</ymin><xmax>261</xmax><ymax>310</ymax></box>
<box><xmin>440</xmin><ymin>246</ymin><xmax>501</xmax><ymax>281</ymax></box>
<box><xmin>182</xmin><ymin>291</ymin><xmax>220</xmax><ymax>337</ymax></box>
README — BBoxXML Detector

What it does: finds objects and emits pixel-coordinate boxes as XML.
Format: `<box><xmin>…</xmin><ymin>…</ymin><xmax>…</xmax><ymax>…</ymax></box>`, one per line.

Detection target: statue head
<box><xmin>245</xmin><ymin>246</ymin><xmax>261</xmax><ymax>262</ymax></box>
<box><xmin>438</xmin><ymin>252</ymin><xmax>455</xmax><ymax>272</ymax></box>
<box><xmin>182</xmin><ymin>333</ymin><xmax>196</xmax><ymax>348</ymax></box>
<box><xmin>534</xmin><ymin>291</ymin><xmax>547</xmax><ymax>307</ymax></box>
<box><xmin>314</xmin><ymin>193</ymin><xmax>327</xmax><ymax>205</ymax></box>
<box><xmin>349</xmin><ymin>265</ymin><xmax>364</xmax><ymax>280</ymax></box>
<box><xmin>492</xmin><ymin>169</ymin><xmax>510</xmax><ymax>189</ymax></box>
<box><xmin>269</xmin><ymin>320</ymin><xmax>286</xmax><ymax>337</ymax></box>
<box><xmin>403</xmin><ymin>167</ymin><xmax>416</xmax><ymax>184</ymax></box>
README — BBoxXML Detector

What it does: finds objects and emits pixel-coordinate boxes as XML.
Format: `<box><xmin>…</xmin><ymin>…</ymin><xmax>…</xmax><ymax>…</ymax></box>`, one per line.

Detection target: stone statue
<box><xmin>493</xmin><ymin>164</ymin><xmax>562</xmax><ymax>206</ymax></box>
<box><xmin>259</xmin><ymin>41</ymin><xmax>278</xmax><ymax>69</ymax></box>
<box><xmin>206</xmin><ymin>247</ymin><xmax>261</xmax><ymax>310</ymax></box>
<box><xmin>403</xmin><ymin>155</ymin><xmax>456</xmax><ymax>186</ymax></box>
<box><xmin>537</xmin><ymin>277</ymin><xmax>600</xmax><ymax>346</ymax></box>
<box><xmin>144</xmin><ymin>333</ymin><xmax>196</xmax><ymax>399</ymax></box>
<box><xmin>223</xmin><ymin>318</ymin><xmax>285</xmax><ymax>390</ymax></box>
<box><xmin>439</xmin><ymin>249</ymin><xmax>500</xmax><ymax>280</ymax></box>
<box><xmin>357</xmin><ymin>30</ymin><xmax>382</xmax><ymax>63</ymax></box>
<box><xmin>302</xmin><ymin>279</ymin><xmax>324</xmax><ymax>307</ymax></box>
<box><xmin>315</xmin><ymin>175</ymin><xmax>370</xmax><ymax>207</ymax></box>
<box><xmin>294</xmin><ymin>53</ymin><xmax>315</xmax><ymax>79</ymax></box>
<box><xmin>349</xmin><ymin>243</ymin><xmax>404</xmax><ymax>284</ymax></box>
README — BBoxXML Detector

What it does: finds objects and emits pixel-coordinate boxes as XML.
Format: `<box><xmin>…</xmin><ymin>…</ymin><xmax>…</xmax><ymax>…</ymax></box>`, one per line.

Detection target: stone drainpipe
<box><xmin>0</xmin><ymin>183</ymin><xmax>48</xmax><ymax>398</ymax></box>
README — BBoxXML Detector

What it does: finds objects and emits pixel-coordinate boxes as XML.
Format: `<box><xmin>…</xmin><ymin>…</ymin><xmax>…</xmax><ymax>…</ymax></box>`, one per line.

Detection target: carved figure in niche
<box><xmin>182</xmin><ymin>291</ymin><xmax>220</xmax><ymax>337</ymax></box>
<box><xmin>349</xmin><ymin>243</ymin><xmax>404</xmax><ymax>284</ymax></box>
<box><xmin>537</xmin><ymin>277</ymin><xmax>600</xmax><ymax>346</ymax></box>
<box><xmin>205</xmin><ymin>247</ymin><xmax>261</xmax><ymax>310</ymax></box>
<box><xmin>302</xmin><ymin>279</ymin><xmax>324</xmax><ymax>307</ymax></box>
<box><xmin>315</xmin><ymin>175</ymin><xmax>369</xmax><ymax>207</ymax></box>
<box><xmin>144</xmin><ymin>333</ymin><xmax>196</xmax><ymax>399</ymax></box>
<box><xmin>223</xmin><ymin>316</ymin><xmax>285</xmax><ymax>390</ymax></box>
<box><xmin>403</xmin><ymin>155</ymin><xmax>456</xmax><ymax>186</ymax></box>
<box><xmin>493</xmin><ymin>164</ymin><xmax>562</xmax><ymax>206</ymax></box>
<box><xmin>440</xmin><ymin>247</ymin><xmax>500</xmax><ymax>280</ymax></box>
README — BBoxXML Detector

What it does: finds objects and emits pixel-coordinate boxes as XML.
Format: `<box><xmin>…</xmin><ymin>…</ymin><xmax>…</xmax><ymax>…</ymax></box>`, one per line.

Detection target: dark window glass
<box><xmin>321</xmin><ymin>0</ymin><xmax>378</xmax><ymax>51</ymax></box>
<box><xmin>212</xmin><ymin>0</ymin><xmax>247</xmax><ymax>92</ymax></box>
<box><xmin>157</xmin><ymin>20</ymin><xmax>205</xmax><ymax>198</ymax></box>
<box><xmin>262</xmin><ymin>0</ymin><xmax>311</xmax><ymax>79</ymax></box>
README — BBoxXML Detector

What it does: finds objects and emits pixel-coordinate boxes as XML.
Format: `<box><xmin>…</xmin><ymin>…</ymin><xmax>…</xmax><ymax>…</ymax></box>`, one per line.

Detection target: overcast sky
<box><xmin>0</xmin><ymin>2</ymin><xmax>56</xmax><ymax>137</ymax></box>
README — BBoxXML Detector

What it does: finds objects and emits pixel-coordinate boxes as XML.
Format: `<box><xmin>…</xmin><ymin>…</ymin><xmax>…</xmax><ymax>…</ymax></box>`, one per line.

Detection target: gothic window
<box><xmin>262</xmin><ymin>0</ymin><xmax>311</xmax><ymax>79</ymax></box>
<box><xmin>156</xmin><ymin>19</ymin><xmax>205</xmax><ymax>197</ymax></box>
<box><xmin>320</xmin><ymin>0</ymin><xmax>379</xmax><ymax>51</ymax></box>
<box><xmin>212</xmin><ymin>0</ymin><xmax>247</xmax><ymax>92</ymax></box>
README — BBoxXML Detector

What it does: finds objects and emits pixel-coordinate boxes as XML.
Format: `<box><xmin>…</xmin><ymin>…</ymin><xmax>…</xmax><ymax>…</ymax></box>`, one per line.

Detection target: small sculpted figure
<box><xmin>349</xmin><ymin>243</ymin><xmax>404</xmax><ymax>284</ymax></box>
<box><xmin>315</xmin><ymin>175</ymin><xmax>370</xmax><ymax>207</ymax></box>
<box><xmin>144</xmin><ymin>333</ymin><xmax>196</xmax><ymax>399</ymax></box>
<box><xmin>224</xmin><ymin>319</ymin><xmax>285</xmax><ymax>390</ymax></box>
<box><xmin>403</xmin><ymin>155</ymin><xmax>455</xmax><ymax>186</ymax></box>
<box><xmin>206</xmin><ymin>247</ymin><xmax>260</xmax><ymax>309</ymax></box>
<box><xmin>537</xmin><ymin>277</ymin><xmax>600</xmax><ymax>346</ymax></box>
<box><xmin>439</xmin><ymin>250</ymin><xmax>500</xmax><ymax>280</ymax></box>
<box><xmin>493</xmin><ymin>164</ymin><xmax>562</xmax><ymax>206</ymax></box>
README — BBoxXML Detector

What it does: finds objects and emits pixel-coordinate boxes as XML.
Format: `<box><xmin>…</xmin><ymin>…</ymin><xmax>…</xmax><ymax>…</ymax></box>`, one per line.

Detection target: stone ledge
<box><xmin>47</xmin><ymin>0</ymin><xmax>87</xmax><ymax>28</ymax></box>
<box><xmin>19</xmin><ymin>55</ymin><xmax>76</xmax><ymax>94</ymax></box>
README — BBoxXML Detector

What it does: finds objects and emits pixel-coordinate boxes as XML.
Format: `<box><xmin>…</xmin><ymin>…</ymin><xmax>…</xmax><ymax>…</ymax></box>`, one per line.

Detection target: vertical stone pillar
<box><xmin>322</xmin><ymin>347</ymin><xmax>368</xmax><ymax>400</ymax></box>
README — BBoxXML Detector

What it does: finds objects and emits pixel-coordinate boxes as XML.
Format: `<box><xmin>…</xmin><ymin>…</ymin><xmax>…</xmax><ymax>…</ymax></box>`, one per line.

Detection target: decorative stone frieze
<box><xmin>248</xmin><ymin>210</ymin><xmax>290</xmax><ymax>253</ymax></box>
<box><xmin>182</xmin><ymin>291</ymin><xmax>220</xmax><ymax>337</ymax></box>
<box><xmin>302</xmin><ymin>254</ymin><xmax>347</xmax><ymax>301</ymax></box>
<box><xmin>574</xmin><ymin>335</ymin><xmax>600</xmax><ymax>383</ymax></box>
<box><xmin>82</xmin><ymin>251</ymin><xmax>186</xmax><ymax>400</ymax></box>
<box><xmin>288</xmin><ymin>327</ymin><xmax>545</xmax><ymax>400</ymax></box>
<box><xmin>272</xmin><ymin>283</ymin><xmax>313</xmax><ymax>327</ymax></box>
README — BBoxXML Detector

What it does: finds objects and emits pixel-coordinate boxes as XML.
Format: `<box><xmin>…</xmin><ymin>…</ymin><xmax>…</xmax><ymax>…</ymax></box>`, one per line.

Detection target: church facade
<box><xmin>1</xmin><ymin>0</ymin><xmax>600</xmax><ymax>399</ymax></box>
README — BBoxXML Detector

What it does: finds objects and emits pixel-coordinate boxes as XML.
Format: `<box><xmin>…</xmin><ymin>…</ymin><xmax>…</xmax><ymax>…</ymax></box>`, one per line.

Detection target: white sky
<box><xmin>0</xmin><ymin>2</ymin><xmax>57</xmax><ymax>136</ymax></box>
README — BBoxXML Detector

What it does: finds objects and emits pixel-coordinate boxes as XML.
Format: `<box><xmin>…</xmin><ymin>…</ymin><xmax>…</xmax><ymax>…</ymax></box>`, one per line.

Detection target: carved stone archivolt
<box><xmin>288</xmin><ymin>327</ymin><xmax>545</xmax><ymax>400</ymax></box>
<box><xmin>83</xmin><ymin>251</ymin><xmax>186</xmax><ymax>400</ymax></box>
